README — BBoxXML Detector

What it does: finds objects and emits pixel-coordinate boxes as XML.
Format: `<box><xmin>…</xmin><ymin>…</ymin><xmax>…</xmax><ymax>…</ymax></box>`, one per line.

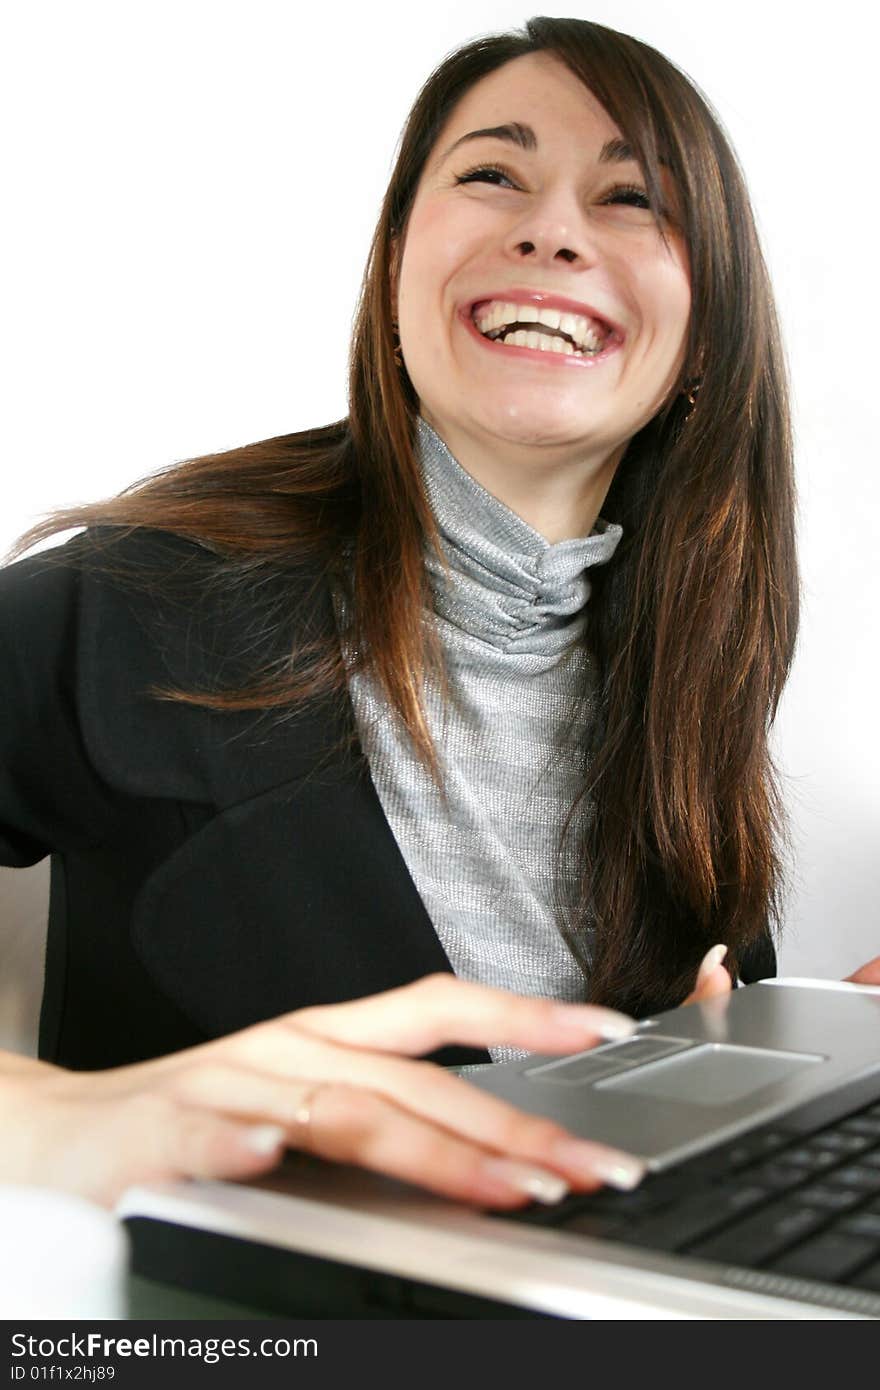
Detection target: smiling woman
<box><xmin>391</xmin><ymin>50</ymin><xmax>693</xmax><ymax>544</ymax></box>
<box><xmin>2</xmin><ymin>15</ymin><xmax>861</xmax><ymax>1210</ymax></box>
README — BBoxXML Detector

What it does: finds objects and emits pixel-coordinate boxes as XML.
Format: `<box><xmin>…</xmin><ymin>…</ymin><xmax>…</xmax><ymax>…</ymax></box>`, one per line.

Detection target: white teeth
<box><xmin>472</xmin><ymin>298</ymin><xmax>610</xmax><ymax>351</ymax></box>
<box><xmin>495</xmin><ymin>328</ymin><xmax>585</xmax><ymax>355</ymax></box>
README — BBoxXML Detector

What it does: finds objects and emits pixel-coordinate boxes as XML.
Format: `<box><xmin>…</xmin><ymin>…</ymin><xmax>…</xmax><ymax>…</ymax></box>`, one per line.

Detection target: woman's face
<box><xmin>393</xmin><ymin>51</ymin><xmax>692</xmax><ymax>471</ymax></box>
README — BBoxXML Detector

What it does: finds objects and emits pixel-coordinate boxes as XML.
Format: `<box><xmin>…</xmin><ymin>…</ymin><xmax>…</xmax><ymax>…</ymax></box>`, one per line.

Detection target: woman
<box><xmin>1</xmin><ymin>17</ymin><xmax>876</xmax><ymax>1212</ymax></box>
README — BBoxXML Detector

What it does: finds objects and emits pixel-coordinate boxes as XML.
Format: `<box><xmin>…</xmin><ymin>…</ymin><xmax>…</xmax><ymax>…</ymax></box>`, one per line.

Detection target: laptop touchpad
<box><xmin>595</xmin><ymin>1043</ymin><xmax>824</xmax><ymax>1106</ymax></box>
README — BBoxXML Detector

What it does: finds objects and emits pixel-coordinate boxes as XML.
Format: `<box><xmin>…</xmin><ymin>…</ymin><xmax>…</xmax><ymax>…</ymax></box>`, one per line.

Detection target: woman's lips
<box><xmin>468</xmin><ymin>292</ymin><xmax>625</xmax><ymax>342</ymax></box>
<box><xmin>458</xmin><ymin>305</ymin><xmax>624</xmax><ymax>368</ymax></box>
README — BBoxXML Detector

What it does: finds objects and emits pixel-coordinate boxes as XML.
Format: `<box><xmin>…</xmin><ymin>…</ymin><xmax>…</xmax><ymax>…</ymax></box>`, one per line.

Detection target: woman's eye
<box><xmin>454</xmin><ymin>163</ymin><xmax>519</xmax><ymax>189</ymax></box>
<box><xmin>454</xmin><ymin>167</ymin><xmax>653</xmax><ymax>212</ymax></box>
<box><xmin>602</xmin><ymin>183</ymin><xmax>652</xmax><ymax>210</ymax></box>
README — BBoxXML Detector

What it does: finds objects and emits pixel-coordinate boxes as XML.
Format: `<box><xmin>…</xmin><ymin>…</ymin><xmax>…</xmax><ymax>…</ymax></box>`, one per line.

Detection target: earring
<box><xmin>682</xmin><ymin>377</ymin><xmax>702</xmax><ymax>421</ymax></box>
<box><xmin>391</xmin><ymin>319</ymin><xmax>404</xmax><ymax>369</ymax></box>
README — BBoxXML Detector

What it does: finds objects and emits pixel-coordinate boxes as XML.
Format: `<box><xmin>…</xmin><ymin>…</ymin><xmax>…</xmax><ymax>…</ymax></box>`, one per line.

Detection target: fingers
<box><xmin>0</xmin><ymin>1087</ymin><xmax>287</xmax><ymax>1210</ymax></box>
<box><xmin>289</xmin><ymin>974</ymin><xmax>637</xmax><ymax>1056</ymax></box>
<box><xmin>104</xmin><ymin>1097</ymin><xmax>286</xmax><ymax>1206</ymax></box>
<box><xmin>844</xmin><ymin>954</ymin><xmax>880</xmax><ymax>986</ymax></box>
<box><xmin>185</xmin><ymin>981</ymin><xmax>647</xmax><ymax>1195</ymax></box>
<box><xmin>112</xmin><ymin>1070</ymin><xmax>575</xmax><ymax>1210</ymax></box>
<box><xmin>682</xmin><ymin>944</ymin><xmax>732</xmax><ymax>1006</ymax></box>
<box><xmin>94</xmin><ymin>1095</ymin><xmax>288</xmax><ymax>1206</ymax></box>
<box><xmin>162</xmin><ymin>1111</ymin><xmax>287</xmax><ymax>1187</ymax></box>
<box><xmin>163</xmin><ymin>1061</ymin><xmax>326</xmax><ymax>1126</ymax></box>
<box><xmin>13</xmin><ymin>976</ymin><xmax>650</xmax><ymax>1211</ymax></box>
<box><xmin>159</xmin><ymin>1052</ymin><xmax>646</xmax><ymax>1197</ymax></box>
<box><xmin>1</xmin><ymin>1022</ymin><xmax>648</xmax><ymax>1214</ymax></box>
<box><xmin>284</xmin><ymin>1081</ymin><xmax>640</xmax><ymax>1208</ymax></box>
<box><xmin>318</xmin><ymin>1049</ymin><xmax>643</xmax><ymax>1187</ymax></box>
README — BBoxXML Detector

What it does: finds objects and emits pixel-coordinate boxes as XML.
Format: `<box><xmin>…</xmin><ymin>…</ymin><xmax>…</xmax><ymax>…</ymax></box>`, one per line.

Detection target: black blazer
<box><xmin>0</xmin><ymin>528</ymin><xmax>775</xmax><ymax>1073</ymax></box>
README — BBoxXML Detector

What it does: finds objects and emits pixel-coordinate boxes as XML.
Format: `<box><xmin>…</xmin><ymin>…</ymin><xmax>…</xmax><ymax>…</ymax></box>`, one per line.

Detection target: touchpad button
<box><xmin>524</xmin><ymin>1035</ymin><xmax>693</xmax><ymax>1085</ymax></box>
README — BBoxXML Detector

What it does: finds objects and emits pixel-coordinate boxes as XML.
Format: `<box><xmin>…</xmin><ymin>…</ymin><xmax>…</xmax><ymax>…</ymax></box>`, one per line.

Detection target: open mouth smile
<box><xmin>460</xmin><ymin>294</ymin><xmax>625</xmax><ymax>368</ymax></box>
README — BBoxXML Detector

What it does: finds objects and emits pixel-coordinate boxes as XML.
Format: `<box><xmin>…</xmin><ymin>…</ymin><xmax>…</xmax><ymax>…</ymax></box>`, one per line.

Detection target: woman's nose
<box><xmin>503</xmin><ymin>193</ymin><xmax>605</xmax><ymax>269</ymax></box>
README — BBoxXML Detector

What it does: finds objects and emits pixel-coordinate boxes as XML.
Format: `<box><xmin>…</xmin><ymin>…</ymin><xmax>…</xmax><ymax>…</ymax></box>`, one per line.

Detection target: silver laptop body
<box><xmin>118</xmin><ymin>980</ymin><xmax>880</xmax><ymax>1319</ymax></box>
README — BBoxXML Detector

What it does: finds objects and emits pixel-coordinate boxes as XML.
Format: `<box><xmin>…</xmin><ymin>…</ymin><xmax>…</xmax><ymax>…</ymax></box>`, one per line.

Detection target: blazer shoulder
<box><xmin>0</xmin><ymin>535</ymin><xmax>83</xmax><ymax>643</ymax></box>
<box><xmin>6</xmin><ymin>527</ymin><xmax>353</xmax><ymax>808</ymax></box>
<box><xmin>0</xmin><ymin>540</ymin><xmax>118</xmax><ymax>861</ymax></box>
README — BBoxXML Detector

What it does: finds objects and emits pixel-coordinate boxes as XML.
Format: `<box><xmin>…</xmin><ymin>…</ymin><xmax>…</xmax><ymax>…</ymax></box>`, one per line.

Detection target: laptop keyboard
<box><xmin>493</xmin><ymin>1079</ymin><xmax>880</xmax><ymax>1297</ymax></box>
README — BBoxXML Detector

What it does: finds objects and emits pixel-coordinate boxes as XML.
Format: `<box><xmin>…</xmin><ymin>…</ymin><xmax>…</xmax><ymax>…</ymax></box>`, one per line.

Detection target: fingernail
<box><xmin>481</xmin><ymin>1158</ymin><xmax>570</xmax><ymax>1205</ymax></box>
<box><xmin>696</xmin><ymin>943</ymin><xmax>728</xmax><ymax>987</ymax></box>
<box><xmin>243</xmin><ymin>1124</ymin><xmax>286</xmax><ymax>1156</ymax></box>
<box><xmin>550</xmin><ymin>1005</ymin><xmax>637</xmax><ymax>1041</ymax></box>
<box><xmin>591</xmin><ymin>1155</ymin><xmax>648</xmax><ymax>1190</ymax></box>
<box><xmin>596</xmin><ymin>1014</ymin><xmax>639</xmax><ymax>1041</ymax></box>
<box><xmin>551</xmin><ymin>1139</ymin><xmax>647</xmax><ymax>1191</ymax></box>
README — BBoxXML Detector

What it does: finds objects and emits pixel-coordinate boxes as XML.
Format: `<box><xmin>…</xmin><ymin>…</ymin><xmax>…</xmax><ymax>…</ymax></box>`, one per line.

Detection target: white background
<box><xmin>1</xmin><ymin>0</ymin><xmax>878</xmax><ymax>1049</ymax></box>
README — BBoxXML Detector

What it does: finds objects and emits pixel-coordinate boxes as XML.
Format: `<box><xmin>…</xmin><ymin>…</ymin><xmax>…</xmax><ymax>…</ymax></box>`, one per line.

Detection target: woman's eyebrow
<box><xmin>438</xmin><ymin>120</ymin><xmax>668</xmax><ymax>169</ymax></box>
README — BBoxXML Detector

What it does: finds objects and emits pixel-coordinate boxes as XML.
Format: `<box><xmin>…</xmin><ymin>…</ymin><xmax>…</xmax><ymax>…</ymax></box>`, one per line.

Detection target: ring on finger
<box><xmin>292</xmin><ymin>1082</ymin><xmax>325</xmax><ymax>1147</ymax></box>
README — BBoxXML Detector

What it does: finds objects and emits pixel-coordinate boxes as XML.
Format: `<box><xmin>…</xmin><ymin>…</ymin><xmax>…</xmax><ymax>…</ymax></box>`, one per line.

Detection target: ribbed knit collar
<box><xmin>416</xmin><ymin>415</ymin><xmax>623</xmax><ymax>656</ymax></box>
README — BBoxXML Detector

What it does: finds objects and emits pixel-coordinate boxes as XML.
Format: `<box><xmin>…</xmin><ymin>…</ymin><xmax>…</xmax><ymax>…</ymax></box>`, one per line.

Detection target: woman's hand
<box><xmin>683</xmin><ymin>944</ymin><xmax>880</xmax><ymax>1005</ymax></box>
<box><xmin>682</xmin><ymin>943</ymin><xmax>734</xmax><ymax>1005</ymax></box>
<box><xmin>0</xmin><ymin>975</ymin><xmax>647</xmax><ymax>1210</ymax></box>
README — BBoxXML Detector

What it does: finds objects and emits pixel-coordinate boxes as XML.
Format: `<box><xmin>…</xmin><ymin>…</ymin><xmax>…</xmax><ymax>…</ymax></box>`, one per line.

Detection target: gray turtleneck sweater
<box><xmin>340</xmin><ymin>417</ymin><xmax>623</xmax><ymax>1061</ymax></box>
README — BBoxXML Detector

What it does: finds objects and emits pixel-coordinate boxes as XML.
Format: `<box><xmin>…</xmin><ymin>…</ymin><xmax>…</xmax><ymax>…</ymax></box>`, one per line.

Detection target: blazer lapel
<box><xmin>76</xmin><ymin>528</ymin><xmax>492</xmax><ymax>1065</ymax></box>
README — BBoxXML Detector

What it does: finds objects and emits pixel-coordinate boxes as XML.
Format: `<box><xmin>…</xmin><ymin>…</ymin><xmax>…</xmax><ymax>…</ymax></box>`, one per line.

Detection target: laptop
<box><xmin>118</xmin><ymin>979</ymin><xmax>880</xmax><ymax>1319</ymax></box>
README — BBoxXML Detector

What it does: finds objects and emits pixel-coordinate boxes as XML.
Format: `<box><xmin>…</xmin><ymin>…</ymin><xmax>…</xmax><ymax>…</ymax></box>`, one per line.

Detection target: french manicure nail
<box><xmin>481</xmin><ymin>1158</ymin><xmax>570</xmax><ymax>1204</ymax></box>
<box><xmin>697</xmin><ymin>943</ymin><xmax>728</xmax><ymax>986</ymax></box>
<box><xmin>590</xmin><ymin>1155</ymin><xmax>648</xmax><ymax>1190</ymax></box>
<box><xmin>551</xmin><ymin>1139</ymin><xmax>647</xmax><ymax>1191</ymax></box>
<box><xmin>244</xmin><ymin>1124</ymin><xmax>286</xmax><ymax>1156</ymax></box>
<box><xmin>596</xmin><ymin>1014</ymin><xmax>639</xmax><ymax>1041</ymax></box>
<box><xmin>551</xmin><ymin>1005</ymin><xmax>637</xmax><ymax>1041</ymax></box>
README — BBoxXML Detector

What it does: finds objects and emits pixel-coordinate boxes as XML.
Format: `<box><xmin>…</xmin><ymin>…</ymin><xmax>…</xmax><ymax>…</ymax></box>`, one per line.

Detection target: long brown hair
<box><xmin>9</xmin><ymin>17</ymin><xmax>799</xmax><ymax>1015</ymax></box>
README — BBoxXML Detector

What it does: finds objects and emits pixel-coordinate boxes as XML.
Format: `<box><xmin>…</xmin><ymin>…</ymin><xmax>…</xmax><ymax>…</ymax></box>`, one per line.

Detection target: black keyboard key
<box><xmin>497</xmin><ymin>1201</ymin><xmax>567</xmax><ymax>1228</ymax></box>
<box><xmin>810</xmin><ymin>1131</ymin><xmax>874</xmax><ymax>1156</ymax></box>
<box><xmin>560</xmin><ymin>1184</ymin><xmax>672</xmax><ymax>1220</ymax></box>
<box><xmin>718</xmin><ymin>1130</ymin><xmax>794</xmax><ymax>1164</ymax></box>
<box><xmin>780</xmin><ymin>1147</ymin><xmax>839</xmax><ymax>1173</ymax></box>
<box><xmin>638</xmin><ymin>1172</ymin><xmax>696</xmax><ymax>1203</ymax></box>
<box><xmin>849</xmin><ymin>1260</ymin><xmax>880</xmax><ymax>1293</ymax></box>
<box><xmin>556</xmin><ymin>1178</ymin><xmax>686</xmax><ymax>1223</ymax></box>
<box><xmin>839</xmin><ymin>1116</ymin><xmax>880</xmax><ymax>1139</ymax></box>
<box><xmin>838</xmin><ymin>1212</ymin><xmax>880</xmax><ymax>1240</ymax></box>
<box><xmin>791</xmin><ymin>1184</ymin><xmax>862</xmax><ymax>1213</ymax></box>
<box><xmin>689</xmin><ymin>1202</ymin><xmax>827</xmax><ymax>1266</ymax></box>
<box><xmin>748</xmin><ymin>1161</ymin><xmax>810</xmax><ymax>1192</ymax></box>
<box><xmin>678</xmin><ymin>1130</ymin><xmax>792</xmax><ymax>1177</ymax></box>
<box><xmin>620</xmin><ymin>1184</ymin><xmax>771</xmax><ymax>1253</ymax></box>
<box><xmin>825</xmin><ymin>1164</ymin><xmax>880</xmax><ymax>1194</ymax></box>
<box><xmin>510</xmin><ymin>1180</ymin><xmax>669</xmax><ymax>1230</ymax></box>
<box><xmin>768</xmin><ymin>1232</ymin><xmax>877</xmax><ymax>1283</ymax></box>
<box><xmin>562</xmin><ymin>1212</ymin><xmax>627</xmax><ymax>1240</ymax></box>
<box><xmin>753</xmin><ymin>1129</ymin><xmax>799</xmax><ymax>1154</ymax></box>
